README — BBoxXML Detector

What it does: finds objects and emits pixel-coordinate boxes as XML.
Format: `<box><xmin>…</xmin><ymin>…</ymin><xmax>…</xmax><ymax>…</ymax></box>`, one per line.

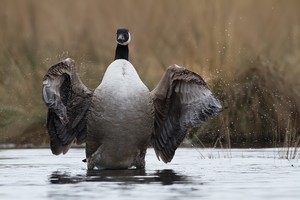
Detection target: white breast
<box><xmin>97</xmin><ymin>59</ymin><xmax>149</xmax><ymax>95</ymax></box>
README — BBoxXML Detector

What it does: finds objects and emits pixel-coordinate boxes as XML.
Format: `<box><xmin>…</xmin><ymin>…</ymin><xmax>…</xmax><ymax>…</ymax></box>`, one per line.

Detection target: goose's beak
<box><xmin>117</xmin><ymin>34</ymin><xmax>126</xmax><ymax>43</ymax></box>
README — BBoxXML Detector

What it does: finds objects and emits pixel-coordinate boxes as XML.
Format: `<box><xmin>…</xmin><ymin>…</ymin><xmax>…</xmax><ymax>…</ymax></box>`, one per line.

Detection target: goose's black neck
<box><xmin>114</xmin><ymin>44</ymin><xmax>129</xmax><ymax>61</ymax></box>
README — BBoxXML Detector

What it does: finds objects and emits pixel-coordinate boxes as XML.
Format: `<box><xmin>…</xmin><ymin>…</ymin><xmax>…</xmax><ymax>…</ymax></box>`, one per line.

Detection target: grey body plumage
<box><xmin>42</xmin><ymin>28</ymin><xmax>222</xmax><ymax>169</ymax></box>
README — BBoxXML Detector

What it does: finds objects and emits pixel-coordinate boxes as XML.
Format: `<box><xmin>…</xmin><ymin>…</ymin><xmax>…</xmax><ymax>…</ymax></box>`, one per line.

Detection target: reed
<box><xmin>0</xmin><ymin>0</ymin><xmax>300</xmax><ymax>149</ymax></box>
<box><xmin>277</xmin><ymin>119</ymin><xmax>300</xmax><ymax>159</ymax></box>
<box><xmin>192</xmin><ymin>57</ymin><xmax>300</xmax><ymax>148</ymax></box>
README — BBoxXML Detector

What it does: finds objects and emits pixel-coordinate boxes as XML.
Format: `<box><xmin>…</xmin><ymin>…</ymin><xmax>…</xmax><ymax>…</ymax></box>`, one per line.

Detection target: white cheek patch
<box><xmin>117</xmin><ymin>32</ymin><xmax>131</xmax><ymax>45</ymax></box>
<box><xmin>123</xmin><ymin>32</ymin><xmax>131</xmax><ymax>45</ymax></box>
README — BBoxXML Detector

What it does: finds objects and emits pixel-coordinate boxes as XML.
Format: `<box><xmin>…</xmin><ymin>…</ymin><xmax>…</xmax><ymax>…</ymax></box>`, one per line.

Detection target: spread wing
<box><xmin>151</xmin><ymin>64</ymin><xmax>222</xmax><ymax>163</ymax></box>
<box><xmin>42</xmin><ymin>58</ymin><xmax>93</xmax><ymax>155</ymax></box>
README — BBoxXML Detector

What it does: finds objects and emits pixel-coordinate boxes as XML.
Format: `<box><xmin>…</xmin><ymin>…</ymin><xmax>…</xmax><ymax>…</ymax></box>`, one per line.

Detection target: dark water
<box><xmin>0</xmin><ymin>148</ymin><xmax>299</xmax><ymax>200</ymax></box>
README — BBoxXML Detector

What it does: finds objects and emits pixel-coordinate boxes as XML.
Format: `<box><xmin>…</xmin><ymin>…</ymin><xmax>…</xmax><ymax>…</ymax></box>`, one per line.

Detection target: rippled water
<box><xmin>0</xmin><ymin>148</ymin><xmax>299</xmax><ymax>200</ymax></box>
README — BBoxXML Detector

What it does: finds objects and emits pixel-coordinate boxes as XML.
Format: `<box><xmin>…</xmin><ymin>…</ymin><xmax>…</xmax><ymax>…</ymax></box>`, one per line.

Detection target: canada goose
<box><xmin>42</xmin><ymin>28</ymin><xmax>222</xmax><ymax>170</ymax></box>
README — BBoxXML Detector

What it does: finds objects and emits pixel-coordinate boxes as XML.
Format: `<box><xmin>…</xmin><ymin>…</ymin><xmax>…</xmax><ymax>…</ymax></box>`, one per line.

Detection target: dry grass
<box><xmin>193</xmin><ymin>57</ymin><xmax>300</xmax><ymax>147</ymax></box>
<box><xmin>0</xmin><ymin>0</ymin><xmax>300</xmax><ymax>148</ymax></box>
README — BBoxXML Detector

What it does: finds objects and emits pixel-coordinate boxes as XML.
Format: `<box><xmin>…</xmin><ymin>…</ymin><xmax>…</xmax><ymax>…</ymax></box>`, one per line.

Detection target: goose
<box><xmin>42</xmin><ymin>28</ymin><xmax>222</xmax><ymax>170</ymax></box>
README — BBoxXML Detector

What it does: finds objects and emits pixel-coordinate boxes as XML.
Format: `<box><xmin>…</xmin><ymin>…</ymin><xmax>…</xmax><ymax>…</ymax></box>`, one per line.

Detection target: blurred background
<box><xmin>0</xmin><ymin>0</ymin><xmax>300</xmax><ymax>148</ymax></box>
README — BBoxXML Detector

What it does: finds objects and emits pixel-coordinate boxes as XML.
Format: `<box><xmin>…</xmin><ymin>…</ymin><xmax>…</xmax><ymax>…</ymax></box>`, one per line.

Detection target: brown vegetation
<box><xmin>0</xmin><ymin>0</ymin><xmax>300</xmax><ymax>148</ymax></box>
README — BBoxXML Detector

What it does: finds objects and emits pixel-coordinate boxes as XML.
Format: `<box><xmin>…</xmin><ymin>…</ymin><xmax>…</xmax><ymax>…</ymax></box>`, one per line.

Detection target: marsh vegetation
<box><xmin>0</xmin><ymin>0</ymin><xmax>300</xmax><ymax>149</ymax></box>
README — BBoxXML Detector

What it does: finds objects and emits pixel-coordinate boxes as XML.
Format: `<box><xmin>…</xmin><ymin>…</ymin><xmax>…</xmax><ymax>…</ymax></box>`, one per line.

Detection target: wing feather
<box><xmin>151</xmin><ymin>64</ymin><xmax>222</xmax><ymax>163</ymax></box>
<box><xmin>42</xmin><ymin>58</ymin><xmax>93</xmax><ymax>155</ymax></box>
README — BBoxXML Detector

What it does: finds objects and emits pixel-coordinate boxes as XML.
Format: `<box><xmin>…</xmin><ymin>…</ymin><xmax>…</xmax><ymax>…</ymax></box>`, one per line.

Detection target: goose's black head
<box><xmin>115</xmin><ymin>28</ymin><xmax>130</xmax><ymax>60</ymax></box>
<box><xmin>116</xmin><ymin>28</ymin><xmax>131</xmax><ymax>45</ymax></box>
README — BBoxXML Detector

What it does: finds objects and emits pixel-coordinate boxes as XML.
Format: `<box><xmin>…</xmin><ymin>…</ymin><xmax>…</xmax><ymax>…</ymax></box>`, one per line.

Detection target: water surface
<box><xmin>0</xmin><ymin>148</ymin><xmax>299</xmax><ymax>200</ymax></box>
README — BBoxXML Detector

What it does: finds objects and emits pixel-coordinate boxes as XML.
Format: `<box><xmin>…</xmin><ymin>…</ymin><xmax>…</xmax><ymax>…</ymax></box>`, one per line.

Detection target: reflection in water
<box><xmin>49</xmin><ymin>169</ymin><xmax>189</xmax><ymax>185</ymax></box>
